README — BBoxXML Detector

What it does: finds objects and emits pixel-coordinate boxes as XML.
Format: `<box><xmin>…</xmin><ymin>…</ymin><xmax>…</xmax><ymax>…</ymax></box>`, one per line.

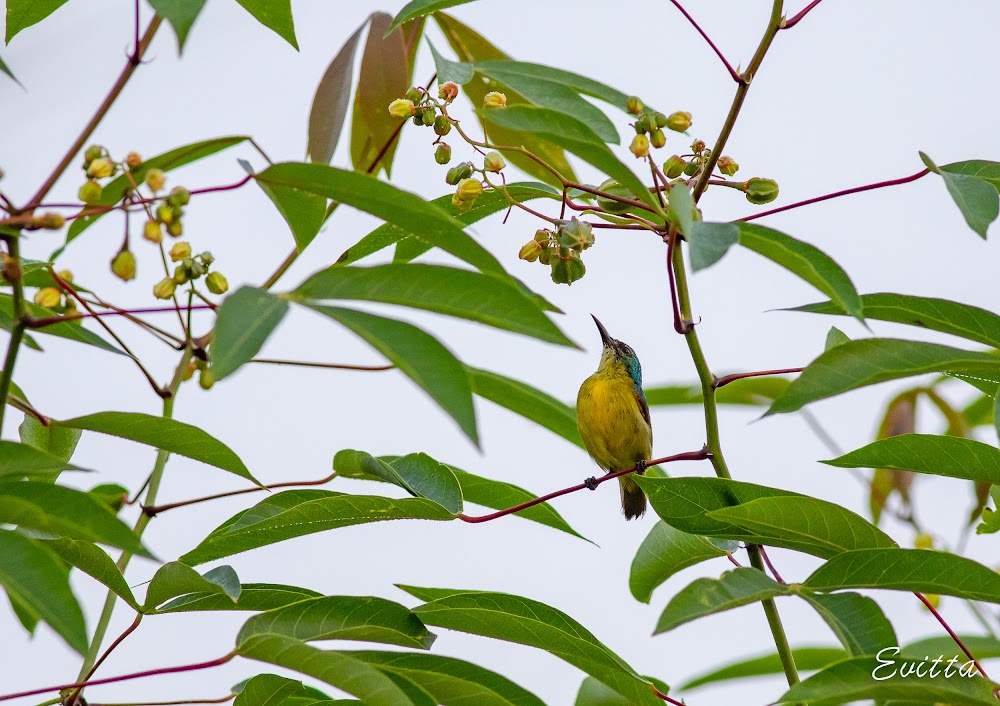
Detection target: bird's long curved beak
<box><xmin>591</xmin><ymin>315</ymin><xmax>613</xmax><ymax>347</ymax></box>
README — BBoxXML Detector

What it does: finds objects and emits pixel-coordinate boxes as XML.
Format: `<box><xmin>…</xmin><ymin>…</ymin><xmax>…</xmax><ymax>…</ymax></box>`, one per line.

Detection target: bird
<box><xmin>576</xmin><ymin>315</ymin><xmax>652</xmax><ymax>520</ymax></box>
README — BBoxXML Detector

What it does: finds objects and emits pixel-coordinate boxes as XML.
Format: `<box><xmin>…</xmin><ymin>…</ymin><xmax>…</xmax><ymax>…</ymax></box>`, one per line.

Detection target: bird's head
<box><xmin>592</xmin><ymin>315</ymin><xmax>643</xmax><ymax>385</ymax></box>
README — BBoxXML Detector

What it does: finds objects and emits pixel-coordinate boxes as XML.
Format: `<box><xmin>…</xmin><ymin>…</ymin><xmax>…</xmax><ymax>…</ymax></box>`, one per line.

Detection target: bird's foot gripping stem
<box><xmin>635</xmin><ymin>460</ymin><xmax>648</xmax><ymax>475</ymax></box>
<box><xmin>584</xmin><ymin>476</ymin><xmax>600</xmax><ymax>491</ymax></box>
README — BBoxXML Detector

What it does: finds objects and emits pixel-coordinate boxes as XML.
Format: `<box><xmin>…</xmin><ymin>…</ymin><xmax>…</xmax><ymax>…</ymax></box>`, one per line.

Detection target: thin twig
<box><xmin>92</xmin><ymin>697</ymin><xmax>235</xmax><ymax>706</ymax></box>
<box><xmin>665</xmin><ymin>0</ymin><xmax>743</xmax><ymax>82</ymax></box>
<box><xmin>143</xmin><ymin>472</ymin><xmax>338</xmax><ymax>516</ymax></box>
<box><xmin>250</xmin><ymin>358</ymin><xmax>394</xmax><ymax>371</ymax></box>
<box><xmin>714</xmin><ymin>367</ymin><xmax>803</xmax><ymax>388</ymax></box>
<box><xmin>916</xmin><ymin>592</ymin><xmax>990</xmax><ymax>680</ymax></box>
<box><xmin>757</xmin><ymin>545</ymin><xmax>785</xmax><ymax>583</ymax></box>
<box><xmin>782</xmin><ymin>0</ymin><xmax>826</xmax><ymax>29</ymax></box>
<box><xmin>67</xmin><ymin>614</ymin><xmax>143</xmax><ymax>705</ymax></box>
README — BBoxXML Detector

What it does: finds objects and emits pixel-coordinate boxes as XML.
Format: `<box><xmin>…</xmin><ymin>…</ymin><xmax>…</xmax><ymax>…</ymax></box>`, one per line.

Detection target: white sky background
<box><xmin>3</xmin><ymin>1</ymin><xmax>1000</xmax><ymax>704</ymax></box>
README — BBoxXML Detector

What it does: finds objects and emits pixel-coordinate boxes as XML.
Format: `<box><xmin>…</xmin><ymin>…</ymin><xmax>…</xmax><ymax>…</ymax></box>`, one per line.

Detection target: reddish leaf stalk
<box><xmin>26</xmin><ymin>305</ymin><xmax>214</xmax><ymax>329</ymax></box>
<box><xmin>714</xmin><ymin>367</ymin><xmax>804</xmax><ymax>388</ymax></box>
<box><xmin>666</xmin><ymin>0</ymin><xmax>743</xmax><ymax>83</ymax></box>
<box><xmin>652</xmin><ymin>685</ymin><xmax>685</xmax><ymax>705</ymax></box>
<box><xmin>916</xmin><ymin>591</ymin><xmax>990</xmax><ymax>681</ymax></box>
<box><xmin>143</xmin><ymin>472</ymin><xmax>338</xmax><ymax>516</ymax></box>
<box><xmin>756</xmin><ymin>545</ymin><xmax>785</xmax><ymax>584</ymax></box>
<box><xmin>782</xmin><ymin>0</ymin><xmax>826</xmax><ymax>29</ymax></box>
<box><xmin>458</xmin><ymin>449</ymin><xmax>710</xmax><ymax>523</ymax></box>
<box><xmin>67</xmin><ymin>614</ymin><xmax>143</xmax><ymax>705</ymax></box>
<box><xmin>739</xmin><ymin>168</ymin><xmax>931</xmax><ymax>223</ymax></box>
<box><xmin>0</xmin><ymin>652</ymin><xmax>236</xmax><ymax>703</ymax></box>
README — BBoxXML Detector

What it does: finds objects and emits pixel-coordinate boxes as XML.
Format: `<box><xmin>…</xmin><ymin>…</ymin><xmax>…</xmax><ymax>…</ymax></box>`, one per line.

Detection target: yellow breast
<box><xmin>576</xmin><ymin>369</ymin><xmax>652</xmax><ymax>472</ymax></box>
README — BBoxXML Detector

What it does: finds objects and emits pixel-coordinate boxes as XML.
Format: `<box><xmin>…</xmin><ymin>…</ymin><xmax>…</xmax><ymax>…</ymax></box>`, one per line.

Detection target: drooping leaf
<box><xmin>387</xmin><ymin>0</ymin><xmax>480</xmax><ymax>33</ymax></box>
<box><xmin>0</xmin><ymin>440</ymin><xmax>84</xmax><ymax>477</ymax></box>
<box><xmin>0</xmin><ymin>481</ymin><xmax>150</xmax><ymax>556</ymax></box>
<box><xmin>0</xmin><ymin>295</ymin><xmax>123</xmax><ymax>354</ymax></box>
<box><xmin>351</xmin><ymin>13</ymin><xmax>409</xmax><ymax>176</ymax></box>
<box><xmin>400</xmin><ymin>586</ymin><xmax>664</xmax><ymax>705</ymax></box>
<box><xmin>293</xmin><ymin>264</ymin><xmax>572</xmax><ymax>346</ymax></box>
<box><xmin>654</xmin><ymin>568</ymin><xmax>791</xmax><ymax>633</ymax></box>
<box><xmin>0</xmin><ymin>530</ymin><xmax>86</xmax><ymax>654</ymax></box>
<box><xmin>211</xmin><ymin>286</ymin><xmax>289</xmax><ymax>381</ymax></box>
<box><xmin>5</xmin><ymin>0</ymin><xmax>71</xmax><ymax>42</ymax></box>
<box><xmin>923</xmin><ymin>151</ymin><xmax>999</xmax><ymax>239</ymax></box>
<box><xmin>309</xmin><ymin>24</ymin><xmax>365</xmax><ymax>164</ymax></box>
<box><xmin>629</xmin><ymin>522</ymin><xmax>737</xmax><ymax>604</ymax></box>
<box><xmin>767</xmin><ymin>338</ymin><xmax>1000</xmax><ymax>415</ymax></box>
<box><xmin>645</xmin><ymin>377</ymin><xmax>791</xmax><ymax>407</ymax></box>
<box><xmin>331</xmin><ymin>450</ymin><xmax>462</xmax><ymax>515</ymax></box>
<box><xmin>233</xmin><ymin>674</ymin><xmax>323</xmax><ymax>706</ymax></box>
<box><xmin>42</xmin><ymin>538</ymin><xmax>140</xmax><ymax>611</ymax></box>
<box><xmin>158</xmin><ymin>582</ymin><xmax>322</xmax><ymax>613</ymax></box>
<box><xmin>799</xmin><ymin>591</ymin><xmax>897</xmax><ymax>656</ymax></box>
<box><xmin>0</xmin><ymin>54</ymin><xmax>21</xmax><ymax>86</ymax></box>
<box><xmin>805</xmin><ymin>548</ymin><xmax>1000</xmax><ymax>602</ymax></box>
<box><xmin>427</xmin><ymin>38</ymin><xmax>473</xmax><ymax>84</ymax></box>
<box><xmin>239</xmin><ymin>635</ymin><xmax>415</xmax><ymax>706</ymax></box>
<box><xmin>59</xmin><ymin>412</ymin><xmax>260</xmax><ymax>485</ymax></box>
<box><xmin>473</xmin><ymin>60</ymin><xmax>630</xmax><ymax>111</ymax></box>
<box><xmin>234</xmin><ymin>0</ymin><xmax>298</xmax><ymax>48</ymax></box>
<box><xmin>679</xmin><ymin>647</ymin><xmax>847</xmax><ymax>691</ymax></box>
<box><xmin>666</xmin><ymin>183</ymin><xmax>696</xmax><ymax>236</ymax></box>
<box><xmin>144</xmin><ymin>562</ymin><xmax>240</xmax><ymax>612</ymax></box>
<box><xmin>775</xmin><ymin>655</ymin><xmax>1000</xmax><ymax>705</ymax></box>
<box><xmin>65</xmin><ymin>137</ymin><xmax>249</xmax><ymax>244</ymax></box>
<box><xmin>181</xmin><ymin>490</ymin><xmax>453</xmax><ymax>565</ymax></box>
<box><xmin>255</xmin><ymin>176</ymin><xmax>328</xmax><ymax>252</ymax></box>
<box><xmin>256</xmin><ymin>163</ymin><xmax>507</xmax><ymax>275</ymax></box>
<box><xmin>148</xmin><ymin>0</ymin><xmax>207</xmax><ymax>52</ymax></box>
<box><xmin>7</xmin><ymin>590</ymin><xmax>38</xmax><ymax>635</ymax></box>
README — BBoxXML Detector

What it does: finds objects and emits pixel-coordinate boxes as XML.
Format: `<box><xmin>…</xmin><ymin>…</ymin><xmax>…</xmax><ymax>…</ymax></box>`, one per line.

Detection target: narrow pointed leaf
<box><xmin>305</xmin><ymin>305</ymin><xmax>477</xmax><ymax>443</ymax></box>
<box><xmin>645</xmin><ymin>377</ymin><xmax>791</xmax><ymax>407</ymax></box>
<box><xmin>473</xmin><ymin>60</ymin><xmax>630</xmax><ymax>110</ymax></box>
<box><xmin>181</xmin><ymin>490</ymin><xmax>453</xmax><ymax>565</ymax></box>
<box><xmin>19</xmin><ymin>415</ymin><xmax>81</xmax><ymax>466</ymax></box>
<box><xmin>467</xmin><ymin>367</ymin><xmax>583</xmax><ymax>446</ymax></box>
<box><xmin>791</xmin><ymin>292</ymin><xmax>1000</xmax><ymax>349</ymax></box>
<box><xmin>148</xmin><ymin>0</ymin><xmax>207</xmax><ymax>52</ymax></box>
<box><xmin>629</xmin><ymin>521</ymin><xmax>736</xmax><ymax>604</ymax></box>
<box><xmin>679</xmin><ymin>647</ymin><xmax>847</xmax><ymax>691</ymax></box>
<box><xmin>775</xmin><ymin>656</ymin><xmax>1000</xmax><ymax>705</ymax></box>
<box><xmin>234</xmin><ymin>0</ymin><xmax>297</xmax><ymax>48</ymax></box>
<box><xmin>145</xmin><ymin>562</ymin><xmax>240</xmax><ymax>612</ymax></box>
<box><xmin>805</xmin><ymin>548</ymin><xmax>1000</xmax><ymax>602</ymax></box>
<box><xmin>387</xmin><ymin>0</ymin><xmax>479</xmax><ymax>33</ymax></box>
<box><xmin>211</xmin><ymin>286</ymin><xmax>289</xmax><ymax>381</ymax></box>
<box><xmin>0</xmin><ymin>530</ymin><xmax>86</xmax><ymax>654</ymax></box>
<box><xmin>923</xmin><ymin>151</ymin><xmax>999</xmax><ymax>239</ymax></box>
<box><xmin>239</xmin><ymin>635</ymin><xmax>415</xmax><ymax>706</ymax></box>
<box><xmin>575</xmin><ymin>676</ymin><xmax>671</xmax><ymax>706</ymax></box>
<box><xmin>256</xmin><ymin>178</ymin><xmax>327</xmax><ymax>252</ymax></box>
<box><xmin>654</xmin><ymin>568</ymin><xmax>790</xmax><ymax>633</ymax></box>
<box><xmin>59</xmin><ymin>412</ymin><xmax>259</xmax><ymax>485</ymax></box>
<box><xmin>158</xmin><ymin>582</ymin><xmax>321</xmax><ymax>613</ymax></box>
<box><xmin>333</xmin><ymin>449</ymin><xmax>463</xmax><ymax>513</ymax></box>
<box><xmin>0</xmin><ymin>440</ymin><xmax>84</xmax><ymax>476</ymax></box>
<box><xmin>688</xmin><ymin>222</ymin><xmax>740</xmax><ymax>271</ymax></box>
<box><xmin>825</xmin><ymin>433</ymin><xmax>1000</xmax><ymax>485</ymax></box>
<box><xmin>293</xmin><ymin>264</ymin><xmax>571</xmax><ymax>346</ymax></box>
<box><xmin>0</xmin><ymin>54</ymin><xmax>21</xmax><ymax>86</ymax></box>
<box><xmin>256</xmin><ymin>163</ymin><xmax>506</xmax><ymax>275</ymax></box>
<box><xmin>800</xmin><ymin>591</ymin><xmax>897</xmax><ymax>656</ymax></box>
<box><xmin>428</xmin><ymin>38</ymin><xmax>473</xmax><ymax>84</ymax></box>
<box><xmin>238</xmin><ymin>595</ymin><xmax>435</xmax><ymax>650</ymax></box>
<box><xmin>6</xmin><ymin>0</ymin><xmax>71</xmax><ymax>42</ymax></box>
<box><xmin>309</xmin><ymin>24</ymin><xmax>365</xmax><ymax>164</ymax></box>
<box><xmin>400</xmin><ymin>586</ymin><xmax>664</xmax><ymax>705</ymax></box>
<box><xmin>768</xmin><ymin>338</ymin><xmax>1000</xmax><ymax>415</ymax></box>
<box><xmin>42</xmin><ymin>538</ymin><xmax>140</xmax><ymax>611</ymax></box>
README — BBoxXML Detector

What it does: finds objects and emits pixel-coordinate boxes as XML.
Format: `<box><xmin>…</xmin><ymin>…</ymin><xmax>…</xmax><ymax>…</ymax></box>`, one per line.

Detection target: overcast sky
<box><xmin>4</xmin><ymin>1</ymin><xmax>1000</xmax><ymax>704</ymax></box>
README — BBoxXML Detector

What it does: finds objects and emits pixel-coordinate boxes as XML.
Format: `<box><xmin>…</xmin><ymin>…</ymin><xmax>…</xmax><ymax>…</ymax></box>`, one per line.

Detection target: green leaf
<box><xmin>467</xmin><ymin>366</ymin><xmax>583</xmax><ymax>446</ymax></box>
<box><xmin>304</xmin><ymin>305</ymin><xmax>477</xmax><ymax>443</ymax></box>
<box><xmin>433</xmin><ymin>13</ymin><xmax>576</xmax><ymax>188</ymax></box>
<box><xmin>148</xmin><ymin>0</ymin><xmax>207</xmax><ymax>52</ymax></box>
<box><xmin>825</xmin><ymin>325</ymin><xmax>851</xmax><ymax>350</ymax></box>
<box><xmin>334</xmin><ymin>182</ymin><xmax>558</xmax><ymax>267</ymax></box>
<box><xmin>825</xmin><ymin>433</ymin><xmax>1000</xmax><ymax>486</ymax></box>
<box><xmin>800</xmin><ymin>591</ymin><xmax>897</xmax><ymax>656</ymax></box>
<box><xmin>60</xmin><ymin>412</ymin><xmax>259</xmax><ymax>485</ymax></box>
<box><xmin>144</xmin><ymin>562</ymin><xmax>240</xmax><ymax>612</ymax></box>
<box><xmin>19</xmin><ymin>415</ymin><xmax>81</xmax><ymax>466</ymax></box>
<box><xmin>706</xmin><ymin>495</ymin><xmax>897</xmax><ymax>559</ymax></box>
<box><xmin>387</xmin><ymin>0</ymin><xmax>479</xmax><ymax>33</ymax></box>
<box><xmin>346</xmin><ymin>651</ymin><xmax>546</xmax><ymax>706</ymax></box>
<box><xmin>768</xmin><ymin>338</ymin><xmax>1000</xmax><ymax>415</ymax></box>
<box><xmin>351</xmin><ymin>13</ymin><xmax>408</xmax><ymax>176</ymax></box>
<box><xmin>256</xmin><ymin>163</ymin><xmax>506</xmax><ymax>275</ymax></box>
<box><xmin>902</xmin><ymin>634</ymin><xmax>1000</xmax><ymax>661</ymax></box>
<box><xmin>0</xmin><ymin>440</ymin><xmax>84</xmax><ymax>476</ymax></box>
<box><xmin>64</xmin><ymin>137</ymin><xmax>249</xmax><ymax>246</ymax></box>
<box><xmin>805</xmin><ymin>548</ymin><xmax>1000</xmax><ymax>602</ymax></box>
<box><xmin>158</xmin><ymin>582</ymin><xmax>322</xmax><ymax>613</ymax></box>
<box><xmin>0</xmin><ymin>530</ymin><xmax>86</xmax><ymax>654</ymax></box>
<box><xmin>255</xmin><ymin>177</ymin><xmax>327</xmax><ymax>252</ymax></box>
<box><xmin>42</xmin><ymin>538</ymin><xmax>140</xmax><ymax>611</ymax></box>
<box><xmin>0</xmin><ymin>295</ymin><xmax>123</xmax><ymax>354</ymax></box>
<box><xmin>5</xmin><ymin>0</ymin><xmax>70</xmax><ymax>42</ymax></box>
<box><xmin>791</xmin><ymin>292</ymin><xmax>1000</xmax><ymax>349</ymax></box>
<box><xmin>679</xmin><ymin>647</ymin><xmax>847</xmax><ymax>691</ymax></box>
<box><xmin>775</xmin><ymin>655</ymin><xmax>1000</xmax><ymax>705</ymax></box>
<box><xmin>629</xmin><ymin>521</ymin><xmax>736</xmax><ymax>604</ymax></box>
<box><xmin>181</xmin><ymin>490</ymin><xmax>453</xmax><ymax>565</ymax></box>
<box><xmin>211</xmin><ymin>286</ymin><xmax>289</xmax><ymax>381</ymax></box>
<box><xmin>666</xmin><ymin>183</ymin><xmax>696</xmax><ymax>236</ymax></box>
<box><xmin>654</xmin><ymin>568</ymin><xmax>790</xmax><ymax>633</ymax></box>
<box><xmin>473</xmin><ymin>60</ymin><xmax>630</xmax><ymax>111</ymax></box>
<box><xmin>332</xmin><ymin>450</ymin><xmax>462</xmax><ymax>515</ymax></box>
<box><xmin>239</xmin><ymin>635</ymin><xmax>415</xmax><ymax>706</ymax></box>
<box><xmin>238</xmin><ymin>595</ymin><xmax>435</xmax><ymax>650</ymax></box>
<box><xmin>293</xmin><ymin>264</ymin><xmax>571</xmax><ymax>346</ymax></box>
<box><xmin>234</xmin><ymin>0</ymin><xmax>297</xmax><ymax>48</ymax></box>
<box><xmin>0</xmin><ymin>481</ymin><xmax>150</xmax><ymax>556</ymax></box>
<box><xmin>309</xmin><ymin>24</ymin><xmax>365</xmax><ymax>165</ymax></box>
<box><xmin>400</xmin><ymin>586</ymin><xmax>664</xmax><ymax>705</ymax></box>
<box><xmin>428</xmin><ymin>38</ymin><xmax>474</xmax><ymax>84</ymax></box>
<box><xmin>233</xmin><ymin>674</ymin><xmax>321</xmax><ymax>706</ymax></box>
<box><xmin>484</xmin><ymin>106</ymin><xmax>657</xmax><ymax>210</ymax></box>
<box><xmin>7</xmin><ymin>589</ymin><xmax>39</xmax><ymax>636</ymax></box>
<box><xmin>923</xmin><ymin>151</ymin><xmax>999</xmax><ymax>239</ymax></box>
<box><xmin>0</xmin><ymin>54</ymin><xmax>21</xmax><ymax>86</ymax></box>
<box><xmin>688</xmin><ymin>222</ymin><xmax>741</xmax><ymax>271</ymax></box>
<box><xmin>645</xmin><ymin>377</ymin><xmax>791</xmax><ymax>407</ymax></box>
<box><xmin>943</xmin><ymin>159</ymin><xmax>1000</xmax><ymax>189</ymax></box>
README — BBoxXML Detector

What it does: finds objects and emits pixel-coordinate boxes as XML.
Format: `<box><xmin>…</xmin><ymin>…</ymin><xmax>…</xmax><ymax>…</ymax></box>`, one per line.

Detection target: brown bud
<box><xmin>438</xmin><ymin>81</ymin><xmax>459</xmax><ymax>102</ymax></box>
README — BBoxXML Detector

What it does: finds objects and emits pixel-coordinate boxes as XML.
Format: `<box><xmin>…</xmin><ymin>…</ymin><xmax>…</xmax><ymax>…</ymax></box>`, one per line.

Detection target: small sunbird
<box><xmin>576</xmin><ymin>315</ymin><xmax>652</xmax><ymax>520</ymax></box>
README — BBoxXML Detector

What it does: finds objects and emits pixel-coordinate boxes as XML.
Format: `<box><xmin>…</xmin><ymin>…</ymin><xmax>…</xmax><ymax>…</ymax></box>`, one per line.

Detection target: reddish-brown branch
<box><xmin>68</xmin><ymin>614</ymin><xmax>143</xmax><ymax>704</ymax></box>
<box><xmin>756</xmin><ymin>545</ymin><xmax>785</xmax><ymax>584</ymax></box>
<box><xmin>144</xmin><ymin>472</ymin><xmax>338</xmax><ymax>516</ymax></box>
<box><xmin>0</xmin><ymin>652</ymin><xmax>236</xmax><ymax>702</ymax></box>
<box><xmin>714</xmin><ymin>367</ymin><xmax>803</xmax><ymax>388</ymax></box>
<box><xmin>92</xmin><ymin>697</ymin><xmax>235</xmax><ymax>706</ymax></box>
<box><xmin>458</xmin><ymin>449</ymin><xmax>710</xmax><ymax>523</ymax></box>
<box><xmin>26</xmin><ymin>305</ymin><xmax>213</xmax><ymax>329</ymax></box>
<box><xmin>665</xmin><ymin>0</ymin><xmax>743</xmax><ymax>83</ymax></box>
<box><xmin>739</xmin><ymin>168</ymin><xmax>931</xmax><ymax>223</ymax></box>
<box><xmin>726</xmin><ymin>552</ymin><xmax>743</xmax><ymax>568</ymax></box>
<box><xmin>915</xmin><ymin>592</ymin><xmax>990</xmax><ymax>681</ymax></box>
<box><xmin>652</xmin><ymin>684</ymin><xmax>685</xmax><ymax>706</ymax></box>
<box><xmin>782</xmin><ymin>0</ymin><xmax>826</xmax><ymax>29</ymax></box>
<box><xmin>665</xmin><ymin>229</ymin><xmax>691</xmax><ymax>335</ymax></box>
<box><xmin>250</xmin><ymin>358</ymin><xmax>394</xmax><ymax>371</ymax></box>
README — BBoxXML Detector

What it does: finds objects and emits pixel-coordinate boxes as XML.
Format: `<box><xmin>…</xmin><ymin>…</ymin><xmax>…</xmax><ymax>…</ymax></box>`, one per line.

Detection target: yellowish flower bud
<box><xmin>664</xmin><ymin>155</ymin><xmax>686</xmax><ymax>179</ymax></box>
<box><xmin>86</xmin><ymin>158</ymin><xmax>114</xmax><ymax>179</ymax></box>
<box><xmin>483</xmin><ymin>151</ymin><xmax>506</xmax><ymax>173</ymax></box>
<box><xmin>84</xmin><ymin>145</ymin><xmax>104</xmax><ymax>164</ymax></box>
<box><xmin>626</xmin><ymin>96</ymin><xmax>644</xmax><ymax>115</ymax></box>
<box><xmin>145</xmin><ymin>168</ymin><xmax>166</xmax><ymax>192</ymax></box>
<box><xmin>914</xmin><ymin>532</ymin><xmax>934</xmax><ymax>550</ymax></box>
<box><xmin>167</xmin><ymin>186</ymin><xmax>190</xmax><ymax>206</ymax></box>
<box><xmin>205</xmin><ymin>271</ymin><xmax>229</xmax><ymax>294</ymax></box>
<box><xmin>169</xmin><ymin>241</ymin><xmax>191</xmax><ymax>262</ymax></box>
<box><xmin>153</xmin><ymin>277</ymin><xmax>176</xmax><ymax>300</ymax></box>
<box><xmin>518</xmin><ymin>240</ymin><xmax>544</xmax><ymax>262</ymax></box>
<box><xmin>438</xmin><ymin>81</ymin><xmax>459</xmax><ymax>102</ymax></box>
<box><xmin>650</xmin><ymin>128</ymin><xmax>666</xmax><ymax>149</ymax></box>
<box><xmin>388</xmin><ymin>98</ymin><xmax>416</xmax><ymax>118</ymax></box>
<box><xmin>483</xmin><ymin>91</ymin><xmax>507</xmax><ymax>108</ymax></box>
<box><xmin>166</xmin><ymin>221</ymin><xmax>183</xmax><ymax>237</ymax></box>
<box><xmin>34</xmin><ymin>287</ymin><xmax>61</xmax><ymax>308</ymax></box>
<box><xmin>35</xmin><ymin>212</ymin><xmax>65</xmax><ymax>230</ymax></box>
<box><xmin>629</xmin><ymin>134</ymin><xmax>650</xmax><ymax>158</ymax></box>
<box><xmin>691</xmin><ymin>139</ymin><xmax>706</xmax><ymax>153</ymax></box>
<box><xmin>78</xmin><ymin>179</ymin><xmax>102</xmax><ymax>204</ymax></box>
<box><xmin>198</xmin><ymin>367</ymin><xmax>215</xmax><ymax>390</ymax></box>
<box><xmin>665</xmin><ymin>111</ymin><xmax>693</xmax><ymax>132</ymax></box>
<box><xmin>156</xmin><ymin>204</ymin><xmax>174</xmax><ymax>224</ymax></box>
<box><xmin>125</xmin><ymin>152</ymin><xmax>142</xmax><ymax>169</ymax></box>
<box><xmin>56</xmin><ymin>270</ymin><xmax>73</xmax><ymax>283</ymax></box>
<box><xmin>143</xmin><ymin>220</ymin><xmax>162</xmax><ymax>243</ymax></box>
<box><xmin>455</xmin><ymin>178</ymin><xmax>483</xmax><ymax>201</ymax></box>
<box><xmin>111</xmin><ymin>250</ymin><xmax>136</xmax><ymax>281</ymax></box>
<box><xmin>434</xmin><ymin>143</ymin><xmax>452</xmax><ymax>165</ymax></box>
<box><xmin>717</xmin><ymin>156</ymin><xmax>739</xmax><ymax>176</ymax></box>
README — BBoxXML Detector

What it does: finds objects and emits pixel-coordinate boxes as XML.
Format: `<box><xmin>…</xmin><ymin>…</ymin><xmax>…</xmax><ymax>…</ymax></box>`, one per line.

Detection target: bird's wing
<box><xmin>634</xmin><ymin>385</ymin><xmax>651</xmax><ymax>429</ymax></box>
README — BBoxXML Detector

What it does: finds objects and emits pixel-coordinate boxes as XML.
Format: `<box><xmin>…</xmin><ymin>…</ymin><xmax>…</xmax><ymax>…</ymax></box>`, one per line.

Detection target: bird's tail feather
<box><xmin>618</xmin><ymin>474</ymin><xmax>647</xmax><ymax>520</ymax></box>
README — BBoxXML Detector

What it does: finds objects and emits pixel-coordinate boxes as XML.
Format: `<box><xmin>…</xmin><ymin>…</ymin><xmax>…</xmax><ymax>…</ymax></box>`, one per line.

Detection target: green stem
<box><xmin>0</xmin><ymin>235</ymin><xmax>26</xmax><ymax>432</ymax></box>
<box><xmin>748</xmin><ymin>545</ymin><xmax>800</xmax><ymax>686</ymax></box>
<box><xmin>76</xmin><ymin>347</ymin><xmax>193</xmax><ymax>680</ymax></box>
